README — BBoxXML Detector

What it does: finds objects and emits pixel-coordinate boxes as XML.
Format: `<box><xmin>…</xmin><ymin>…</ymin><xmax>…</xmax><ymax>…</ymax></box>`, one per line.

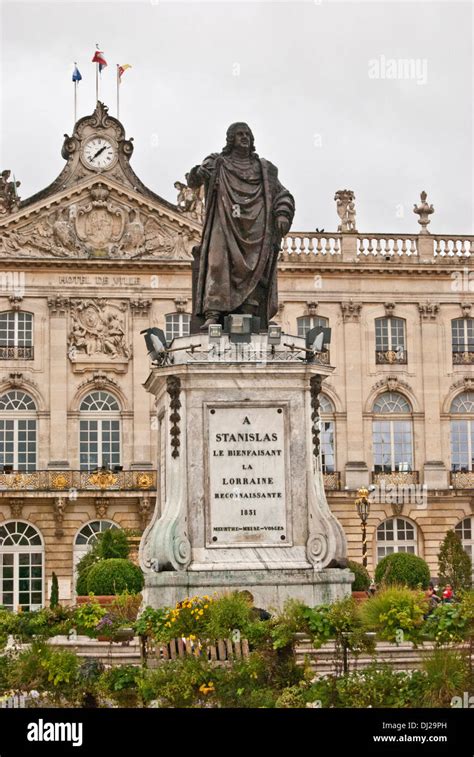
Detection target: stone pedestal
<box><xmin>139</xmin><ymin>332</ymin><xmax>352</xmax><ymax>610</ymax></box>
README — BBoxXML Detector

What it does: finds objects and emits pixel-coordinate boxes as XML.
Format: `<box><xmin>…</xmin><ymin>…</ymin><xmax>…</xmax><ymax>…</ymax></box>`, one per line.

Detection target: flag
<box><xmin>72</xmin><ymin>64</ymin><xmax>82</xmax><ymax>82</ymax></box>
<box><xmin>92</xmin><ymin>49</ymin><xmax>107</xmax><ymax>73</ymax></box>
<box><xmin>118</xmin><ymin>64</ymin><xmax>132</xmax><ymax>81</ymax></box>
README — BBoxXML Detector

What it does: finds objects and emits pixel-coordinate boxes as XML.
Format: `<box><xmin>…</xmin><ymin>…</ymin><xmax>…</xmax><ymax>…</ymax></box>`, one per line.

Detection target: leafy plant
<box><xmin>50</xmin><ymin>573</ymin><xmax>59</xmax><ymax>609</ymax></box>
<box><xmin>138</xmin><ymin>656</ymin><xmax>216</xmax><ymax>708</ymax></box>
<box><xmin>437</xmin><ymin>530</ymin><xmax>472</xmax><ymax>593</ymax></box>
<box><xmin>360</xmin><ymin>586</ymin><xmax>428</xmax><ymax>643</ymax></box>
<box><xmin>99</xmin><ymin>528</ymin><xmax>130</xmax><ymax>560</ymax></box>
<box><xmin>375</xmin><ymin>552</ymin><xmax>430</xmax><ymax>590</ymax></box>
<box><xmin>204</xmin><ymin>591</ymin><xmax>253</xmax><ymax>640</ymax></box>
<box><xmin>270</xmin><ymin>600</ymin><xmax>311</xmax><ymax>650</ymax></box>
<box><xmin>347</xmin><ymin>561</ymin><xmax>371</xmax><ymax>592</ymax></box>
<box><xmin>134</xmin><ymin>606</ymin><xmax>168</xmax><ymax>639</ymax></box>
<box><xmin>86</xmin><ymin>559</ymin><xmax>144</xmax><ymax>596</ymax></box>
<box><xmin>72</xmin><ymin>597</ymin><xmax>107</xmax><ymax>637</ymax></box>
<box><xmin>99</xmin><ymin>664</ymin><xmax>143</xmax><ymax>706</ymax></box>
<box><xmin>424</xmin><ymin>602</ymin><xmax>468</xmax><ymax>645</ymax></box>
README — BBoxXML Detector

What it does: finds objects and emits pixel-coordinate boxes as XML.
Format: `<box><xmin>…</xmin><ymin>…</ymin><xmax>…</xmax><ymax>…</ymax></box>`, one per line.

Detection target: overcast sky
<box><xmin>0</xmin><ymin>0</ymin><xmax>472</xmax><ymax>233</ymax></box>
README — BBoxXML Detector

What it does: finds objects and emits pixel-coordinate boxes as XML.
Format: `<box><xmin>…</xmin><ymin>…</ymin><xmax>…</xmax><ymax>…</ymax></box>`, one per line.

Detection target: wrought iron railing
<box><xmin>372</xmin><ymin>470</ymin><xmax>419</xmax><ymax>486</ymax></box>
<box><xmin>323</xmin><ymin>471</ymin><xmax>341</xmax><ymax>490</ymax></box>
<box><xmin>0</xmin><ymin>469</ymin><xmax>157</xmax><ymax>492</ymax></box>
<box><xmin>375</xmin><ymin>350</ymin><xmax>408</xmax><ymax>365</ymax></box>
<box><xmin>0</xmin><ymin>346</ymin><xmax>34</xmax><ymax>360</ymax></box>
<box><xmin>450</xmin><ymin>471</ymin><xmax>474</xmax><ymax>489</ymax></box>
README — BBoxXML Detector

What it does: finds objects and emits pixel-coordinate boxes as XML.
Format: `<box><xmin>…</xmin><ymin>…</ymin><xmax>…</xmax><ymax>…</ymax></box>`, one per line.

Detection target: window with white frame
<box><xmin>450</xmin><ymin>392</ymin><xmax>474</xmax><ymax>472</ymax></box>
<box><xmin>79</xmin><ymin>392</ymin><xmax>121</xmax><ymax>470</ymax></box>
<box><xmin>0</xmin><ymin>312</ymin><xmax>34</xmax><ymax>359</ymax></box>
<box><xmin>372</xmin><ymin>392</ymin><xmax>413</xmax><ymax>473</ymax></box>
<box><xmin>0</xmin><ymin>390</ymin><xmax>37</xmax><ymax>471</ymax></box>
<box><xmin>165</xmin><ymin>313</ymin><xmax>190</xmax><ymax>343</ymax></box>
<box><xmin>297</xmin><ymin>315</ymin><xmax>329</xmax><ymax>339</ymax></box>
<box><xmin>0</xmin><ymin>521</ymin><xmax>44</xmax><ymax>611</ymax></box>
<box><xmin>455</xmin><ymin>517</ymin><xmax>474</xmax><ymax>569</ymax></box>
<box><xmin>375</xmin><ymin>317</ymin><xmax>406</xmax><ymax>363</ymax></box>
<box><xmin>451</xmin><ymin>318</ymin><xmax>474</xmax><ymax>358</ymax></box>
<box><xmin>319</xmin><ymin>394</ymin><xmax>336</xmax><ymax>473</ymax></box>
<box><xmin>376</xmin><ymin>517</ymin><xmax>417</xmax><ymax>561</ymax></box>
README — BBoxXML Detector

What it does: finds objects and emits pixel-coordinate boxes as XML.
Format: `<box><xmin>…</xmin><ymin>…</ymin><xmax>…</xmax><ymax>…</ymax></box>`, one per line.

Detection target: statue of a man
<box><xmin>187</xmin><ymin>123</ymin><xmax>295</xmax><ymax>329</ymax></box>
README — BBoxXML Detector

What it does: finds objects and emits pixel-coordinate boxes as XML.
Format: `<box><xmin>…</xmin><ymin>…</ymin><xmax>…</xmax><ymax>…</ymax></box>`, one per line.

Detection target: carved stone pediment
<box><xmin>0</xmin><ymin>178</ymin><xmax>200</xmax><ymax>261</ymax></box>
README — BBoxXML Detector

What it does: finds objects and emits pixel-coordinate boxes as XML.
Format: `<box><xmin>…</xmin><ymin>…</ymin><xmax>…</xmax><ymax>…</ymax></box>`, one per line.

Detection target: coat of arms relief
<box><xmin>68</xmin><ymin>299</ymin><xmax>131</xmax><ymax>370</ymax></box>
<box><xmin>0</xmin><ymin>183</ymin><xmax>199</xmax><ymax>260</ymax></box>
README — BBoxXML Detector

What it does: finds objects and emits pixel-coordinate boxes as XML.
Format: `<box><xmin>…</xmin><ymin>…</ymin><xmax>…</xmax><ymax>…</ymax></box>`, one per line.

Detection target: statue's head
<box><xmin>222</xmin><ymin>122</ymin><xmax>256</xmax><ymax>156</ymax></box>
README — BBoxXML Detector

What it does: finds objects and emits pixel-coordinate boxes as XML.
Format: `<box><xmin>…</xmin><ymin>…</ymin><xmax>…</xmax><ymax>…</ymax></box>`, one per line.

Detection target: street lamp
<box><xmin>355</xmin><ymin>487</ymin><xmax>370</xmax><ymax>569</ymax></box>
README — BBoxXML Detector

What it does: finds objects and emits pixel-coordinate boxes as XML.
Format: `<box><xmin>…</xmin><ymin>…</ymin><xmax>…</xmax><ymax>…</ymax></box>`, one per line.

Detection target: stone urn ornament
<box><xmin>413</xmin><ymin>191</ymin><xmax>434</xmax><ymax>234</ymax></box>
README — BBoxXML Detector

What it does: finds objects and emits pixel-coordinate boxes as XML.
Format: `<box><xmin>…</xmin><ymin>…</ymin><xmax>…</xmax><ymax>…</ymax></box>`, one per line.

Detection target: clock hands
<box><xmin>90</xmin><ymin>145</ymin><xmax>108</xmax><ymax>162</ymax></box>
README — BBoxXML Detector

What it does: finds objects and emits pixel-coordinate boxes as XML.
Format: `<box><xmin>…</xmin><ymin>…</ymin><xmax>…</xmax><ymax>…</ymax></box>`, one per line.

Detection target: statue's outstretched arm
<box><xmin>187</xmin><ymin>153</ymin><xmax>220</xmax><ymax>188</ymax></box>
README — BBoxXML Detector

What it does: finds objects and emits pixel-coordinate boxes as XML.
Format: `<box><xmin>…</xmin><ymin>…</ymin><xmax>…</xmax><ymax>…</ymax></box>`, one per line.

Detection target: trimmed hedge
<box><xmin>86</xmin><ymin>559</ymin><xmax>144</xmax><ymax>596</ymax></box>
<box><xmin>347</xmin><ymin>561</ymin><xmax>371</xmax><ymax>592</ymax></box>
<box><xmin>375</xmin><ymin>552</ymin><xmax>430</xmax><ymax>590</ymax></box>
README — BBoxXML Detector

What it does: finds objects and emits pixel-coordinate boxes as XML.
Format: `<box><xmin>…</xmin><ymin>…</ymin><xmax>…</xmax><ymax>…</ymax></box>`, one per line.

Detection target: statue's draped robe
<box><xmin>188</xmin><ymin>153</ymin><xmax>294</xmax><ymax>328</ymax></box>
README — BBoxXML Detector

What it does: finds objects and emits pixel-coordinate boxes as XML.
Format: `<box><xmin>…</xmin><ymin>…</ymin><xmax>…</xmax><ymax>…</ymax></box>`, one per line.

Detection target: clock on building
<box><xmin>81</xmin><ymin>136</ymin><xmax>117</xmax><ymax>170</ymax></box>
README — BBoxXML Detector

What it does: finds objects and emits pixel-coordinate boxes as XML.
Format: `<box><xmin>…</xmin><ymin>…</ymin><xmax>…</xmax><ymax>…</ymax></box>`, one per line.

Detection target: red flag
<box><xmin>92</xmin><ymin>49</ymin><xmax>107</xmax><ymax>72</ymax></box>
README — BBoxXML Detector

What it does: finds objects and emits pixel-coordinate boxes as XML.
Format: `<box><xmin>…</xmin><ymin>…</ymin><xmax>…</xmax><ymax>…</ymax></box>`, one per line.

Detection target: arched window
<box><xmin>375</xmin><ymin>317</ymin><xmax>407</xmax><ymax>364</ymax></box>
<box><xmin>319</xmin><ymin>394</ymin><xmax>335</xmax><ymax>474</ymax></box>
<box><xmin>450</xmin><ymin>392</ymin><xmax>474</xmax><ymax>472</ymax></box>
<box><xmin>452</xmin><ymin>318</ymin><xmax>474</xmax><ymax>364</ymax></box>
<box><xmin>73</xmin><ymin>520</ymin><xmax>118</xmax><ymax>573</ymax></box>
<box><xmin>372</xmin><ymin>392</ymin><xmax>413</xmax><ymax>473</ymax></box>
<box><xmin>297</xmin><ymin>315</ymin><xmax>329</xmax><ymax>339</ymax></box>
<box><xmin>79</xmin><ymin>391</ymin><xmax>121</xmax><ymax>470</ymax></box>
<box><xmin>376</xmin><ymin>517</ymin><xmax>417</xmax><ymax>561</ymax></box>
<box><xmin>165</xmin><ymin>313</ymin><xmax>190</xmax><ymax>343</ymax></box>
<box><xmin>0</xmin><ymin>390</ymin><xmax>37</xmax><ymax>471</ymax></box>
<box><xmin>455</xmin><ymin>517</ymin><xmax>474</xmax><ymax>567</ymax></box>
<box><xmin>0</xmin><ymin>521</ymin><xmax>44</xmax><ymax>610</ymax></box>
<box><xmin>0</xmin><ymin>311</ymin><xmax>34</xmax><ymax>360</ymax></box>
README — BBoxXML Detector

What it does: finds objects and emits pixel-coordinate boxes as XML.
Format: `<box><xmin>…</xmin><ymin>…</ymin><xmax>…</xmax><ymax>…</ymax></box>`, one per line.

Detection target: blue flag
<box><xmin>72</xmin><ymin>64</ymin><xmax>82</xmax><ymax>82</ymax></box>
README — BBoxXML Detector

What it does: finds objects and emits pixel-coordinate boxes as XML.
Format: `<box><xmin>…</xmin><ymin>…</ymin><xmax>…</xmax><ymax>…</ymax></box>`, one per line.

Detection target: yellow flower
<box><xmin>199</xmin><ymin>609</ymin><xmax>204</xmax><ymax>616</ymax></box>
<box><xmin>204</xmin><ymin>605</ymin><xmax>209</xmax><ymax>609</ymax></box>
<box><xmin>171</xmin><ymin>617</ymin><xmax>177</xmax><ymax>623</ymax></box>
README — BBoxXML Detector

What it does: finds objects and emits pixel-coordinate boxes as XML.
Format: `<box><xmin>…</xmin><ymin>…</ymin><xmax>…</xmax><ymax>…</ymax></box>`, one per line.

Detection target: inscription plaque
<box><xmin>207</xmin><ymin>405</ymin><xmax>289</xmax><ymax>546</ymax></box>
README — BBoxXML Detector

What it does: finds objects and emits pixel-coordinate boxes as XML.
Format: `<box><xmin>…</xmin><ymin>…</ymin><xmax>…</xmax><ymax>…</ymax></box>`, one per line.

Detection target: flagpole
<box><xmin>116</xmin><ymin>64</ymin><xmax>120</xmax><ymax>120</ymax></box>
<box><xmin>74</xmin><ymin>80</ymin><xmax>77</xmax><ymax>124</ymax></box>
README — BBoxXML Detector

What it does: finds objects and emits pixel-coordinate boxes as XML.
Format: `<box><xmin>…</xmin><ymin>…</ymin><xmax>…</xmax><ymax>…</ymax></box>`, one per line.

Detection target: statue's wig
<box><xmin>222</xmin><ymin>122</ymin><xmax>257</xmax><ymax>156</ymax></box>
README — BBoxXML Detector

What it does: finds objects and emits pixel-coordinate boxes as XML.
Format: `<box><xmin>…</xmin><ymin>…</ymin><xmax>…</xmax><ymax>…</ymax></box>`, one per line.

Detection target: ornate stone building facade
<box><xmin>0</xmin><ymin>103</ymin><xmax>472</xmax><ymax>608</ymax></box>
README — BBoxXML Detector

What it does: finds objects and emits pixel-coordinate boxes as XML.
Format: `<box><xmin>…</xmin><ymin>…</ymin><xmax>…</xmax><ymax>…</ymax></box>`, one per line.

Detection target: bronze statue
<box><xmin>187</xmin><ymin>123</ymin><xmax>295</xmax><ymax>330</ymax></box>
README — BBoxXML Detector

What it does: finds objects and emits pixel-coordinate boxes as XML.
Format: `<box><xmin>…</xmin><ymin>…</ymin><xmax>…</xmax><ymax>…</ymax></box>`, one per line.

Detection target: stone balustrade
<box><xmin>280</xmin><ymin>231</ymin><xmax>474</xmax><ymax>264</ymax></box>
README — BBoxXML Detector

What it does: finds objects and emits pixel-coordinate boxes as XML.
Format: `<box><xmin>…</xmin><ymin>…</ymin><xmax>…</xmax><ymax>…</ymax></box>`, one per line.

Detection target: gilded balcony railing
<box><xmin>450</xmin><ymin>471</ymin><xmax>474</xmax><ymax>489</ymax></box>
<box><xmin>375</xmin><ymin>350</ymin><xmax>408</xmax><ymax>365</ymax></box>
<box><xmin>452</xmin><ymin>349</ymin><xmax>474</xmax><ymax>365</ymax></box>
<box><xmin>0</xmin><ymin>469</ymin><xmax>157</xmax><ymax>492</ymax></box>
<box><xmin>323</xmin><ymin>471</ymin><xmax>341</xmax><ymax>490</ymax></box>
<box><xmin>372</xmin><ymin>471</ymin><xmax>419</xmax><ymax>486</ymax></box>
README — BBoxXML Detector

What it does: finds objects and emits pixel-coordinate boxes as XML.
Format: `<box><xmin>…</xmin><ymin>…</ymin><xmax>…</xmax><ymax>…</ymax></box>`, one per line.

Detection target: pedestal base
<box><xmin>142</xmin><ymin>567</ymin><xmax>353</xmax><ymax>611</ymax></box>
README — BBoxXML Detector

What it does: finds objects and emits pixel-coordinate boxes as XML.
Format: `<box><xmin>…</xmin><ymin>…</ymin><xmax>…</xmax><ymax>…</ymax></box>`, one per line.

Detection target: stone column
<box><xmin>130</xmin><ymin>299</ymin><xmax>152</xmax><ymax>466</ymax></box>
<box><xmin>47</xmin><ymin>297</ymin><xmax>70</xmax><ymax>466</ymax></box>
<box><xmin>418</xmin><ymin>303</ymin><xmax>447</xmax><ymax>488</ymax></box>
<box><xmin>341</xmin><ymin>301</ymin><xmax>369</xmax><ymax>489</ymax></box>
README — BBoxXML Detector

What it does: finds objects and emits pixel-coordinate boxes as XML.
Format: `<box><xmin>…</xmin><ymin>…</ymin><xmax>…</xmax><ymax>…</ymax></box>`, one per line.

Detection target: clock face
<box><xmin>82</xmin><ymin>137</ymin><xmax>116</xmax><ymax>169</ymax></box>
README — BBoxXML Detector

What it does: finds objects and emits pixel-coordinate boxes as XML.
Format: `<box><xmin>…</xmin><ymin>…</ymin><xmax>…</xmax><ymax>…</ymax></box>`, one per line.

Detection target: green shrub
<box><xmin>270</xmin><ymin>600</ymin><xmax>311</xmax><ymax>650</ymax></box>
<box><xmin>347</xmin><ymin>561</ymin><xmax>371</xmax><ymax>592</ymax></box>
<box><xmin>99</xmin><ymin>664</ymin><xmax>143</xmax><ymax>706</ymax></box>
<box><xmin>438</xmin><ymin>530</ymin><xmax>472</xmax><ymax>593</ymax></box>
<box><xmin>134</xmin><ymin>606</ymin><xmax>168</xmax><ymax>639</ymax></box>
<box><xmin>360</xmin><ymin>586</ymin><xmax>428</xmax><ymax>643</ymax></box>
<box><xmin>72</xmin><ymin>597</ymin><xmax>107</xmax><ymax>636</ymax></box>
<box><xmin>86</xmin><ymin>559</ymin><xmax>144</xmax><ymax>596</ymax></box>
<box><xmin>50</xmin><ymin>573</ymin><xmax>59</xmax><ymax>609</ymax></box>
<box><xmin>76</xmin><ymin>550</ymin><xmax>100</xmax><ymax>595</ymax></box>
<box><xmin>421</xmin><ymin>649</ymin><xmax>470</xmax><ymax>707</ymax></box>
<box><xmin>138</xmin><ymin>656</ymin><xmax>216</xmax><ymax>708</ymax></box>
<box><xmin>204</xmin><ymin>591</ymin><xmax>253</xmax><ymax>640</ymax></box>
<box><xmin>375</xmin><ymin>552</ymin><xmax>430</xmax><ymax>589</ymax></box>
<box><xmin>99</xmin><ymin>528</ymin><xmax>130</xmax><ymax>560</ymax></box>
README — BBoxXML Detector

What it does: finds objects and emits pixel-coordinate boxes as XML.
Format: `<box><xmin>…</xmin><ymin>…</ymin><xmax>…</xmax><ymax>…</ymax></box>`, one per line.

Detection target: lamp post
<box><xmin>355</xmin><ymin>487</ymin><xmax>370</xmax><ymax>569</ymax></box>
